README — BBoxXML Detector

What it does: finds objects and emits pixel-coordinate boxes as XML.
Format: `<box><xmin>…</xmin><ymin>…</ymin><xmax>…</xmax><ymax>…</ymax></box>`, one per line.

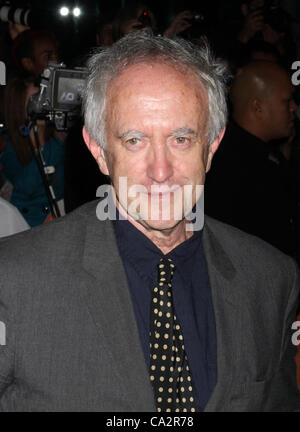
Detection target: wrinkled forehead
<box><xmin>103</xmin><ymin>61</ymin><xmax>210</xmax><ymax>139</ymax></box>
<box><xmin>106</xmin><ymin>60</ymin><xmax>208</xmax><ymax>106</ymax></box>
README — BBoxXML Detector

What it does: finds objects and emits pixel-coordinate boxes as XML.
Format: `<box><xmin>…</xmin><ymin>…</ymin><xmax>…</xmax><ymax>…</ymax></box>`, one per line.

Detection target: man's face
<box><xmin>32</xmin><ymin>37</ymin><xmax>58</xmax><ymax>76</ymax></box>
<box><xmin>85</xmin><ymin>62</ymin><xmax>222</xmax><ymax>233</ymax></box>
<box><xmin>263</xmin><ymin>70</ymin><xmax>297</xmax><ymax>140</ymax></box>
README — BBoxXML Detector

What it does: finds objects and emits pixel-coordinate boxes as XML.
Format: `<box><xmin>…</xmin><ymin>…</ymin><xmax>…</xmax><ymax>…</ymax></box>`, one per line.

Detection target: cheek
<box><xmin>107</xmin><ymin>151</ymin><xmax>146</xmax><ymax>183</ymax></box>
<box><xmin>187</xmin><ymin>147</ymin><xmax>208</xmax><ymax>174</ymax></box>
<box><xmin>274</xmin><ymin>106</ymin><xmax>288</xmax><ymax>121</ymax></box>
<box><xmin>193</xmin><ymin>167</ymin><xmax>207</xmax><ymax>185</ymax></box>
<box><xmin>175</xmin><ymin>157</ymin><xmax>206</xmax><ymax>185</ymax></box>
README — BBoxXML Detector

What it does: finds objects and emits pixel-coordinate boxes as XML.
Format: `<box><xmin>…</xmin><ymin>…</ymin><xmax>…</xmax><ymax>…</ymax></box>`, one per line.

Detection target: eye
<box><xmin>126</xmin><ymin>137</ymin><xmax>140</xmax><ymax>146</ymax></box>
<box><xmin>175</xmin><ymin>137</ymin><xmax>189</xmax><ymax>144</ymax></box>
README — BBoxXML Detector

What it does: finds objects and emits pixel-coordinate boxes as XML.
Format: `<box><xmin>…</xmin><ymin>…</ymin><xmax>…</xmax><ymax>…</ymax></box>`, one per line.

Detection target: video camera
<box><xmin>27</xmin><ymin>62</ymin><xmax>87</xmax><ymax>131</ymax></box>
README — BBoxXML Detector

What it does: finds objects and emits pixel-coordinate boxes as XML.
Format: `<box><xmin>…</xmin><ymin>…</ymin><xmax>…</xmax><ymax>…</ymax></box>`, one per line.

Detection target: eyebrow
<box><xmin>118</xmin><ymin>127</ymin><xmax>197</xmax><ymax>140</ymax></box>
<box><xmin>118</xmin><ymin>130</ymin><xmax>147</xmax><ymax>140</ymax></box>
<box><xmin>170</xmin><ymin>127</ymin><xmax>197</xmax><ymax>137</ymax></box>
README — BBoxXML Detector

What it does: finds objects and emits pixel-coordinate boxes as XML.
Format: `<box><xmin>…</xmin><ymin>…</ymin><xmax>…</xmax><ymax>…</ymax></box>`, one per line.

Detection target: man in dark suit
<box><xmin>0</xmin><ymin>31</ymin><xmax>299</xmax><ymax>412</ymax></box>
<box><xmin>205</xmin><ymin>61</ymin><xmax>298</xmax><ymax>257</ymax></box>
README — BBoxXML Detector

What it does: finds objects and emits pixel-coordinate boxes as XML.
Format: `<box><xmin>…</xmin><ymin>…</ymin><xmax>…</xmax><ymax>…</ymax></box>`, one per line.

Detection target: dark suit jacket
<box><xmin>0</xmin><ymin>200</ymin><xmax>299</xmax><ymax>411</ymax></box>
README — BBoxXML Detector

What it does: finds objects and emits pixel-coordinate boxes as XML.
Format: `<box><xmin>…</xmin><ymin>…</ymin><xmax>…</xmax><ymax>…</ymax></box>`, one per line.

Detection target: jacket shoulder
<box><xmin>204</xmin><ymin>215</ymin><xmax>297</xmax><ymax>275</ymax></box>
<box><xmin>0</xmin><ymin>200</ymin><xmax>104</xmax><ymax>282</ymax></box>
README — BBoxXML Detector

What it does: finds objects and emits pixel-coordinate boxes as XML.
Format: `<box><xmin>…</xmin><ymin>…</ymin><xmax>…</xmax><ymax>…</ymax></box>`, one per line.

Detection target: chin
<box><xmin>137</xmin><ymin>217</ymin><xmax>183</xmax><ymax>233</ymax></box>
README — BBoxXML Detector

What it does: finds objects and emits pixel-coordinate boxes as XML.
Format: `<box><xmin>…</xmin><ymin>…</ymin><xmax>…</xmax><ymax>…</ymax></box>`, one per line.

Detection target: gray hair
<box><xmin>82</xmin><ymin>31</ymin><xmax>229</xmax><ymax>148</ymax></box>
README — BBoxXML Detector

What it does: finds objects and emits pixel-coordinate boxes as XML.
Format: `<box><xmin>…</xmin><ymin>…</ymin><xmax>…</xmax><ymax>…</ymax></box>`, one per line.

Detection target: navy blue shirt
<box><xmin>113</xmin><ymin>217</ymin><xmax>217</xmax><ymax>411</ymax></box>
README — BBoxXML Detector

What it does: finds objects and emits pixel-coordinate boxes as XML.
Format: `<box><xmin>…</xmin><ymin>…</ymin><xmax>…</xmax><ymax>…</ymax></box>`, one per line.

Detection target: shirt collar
<box><xmin>113</xmin><ymin>211</ymin><xmax>202</xmax><ymax>282</ymax></box>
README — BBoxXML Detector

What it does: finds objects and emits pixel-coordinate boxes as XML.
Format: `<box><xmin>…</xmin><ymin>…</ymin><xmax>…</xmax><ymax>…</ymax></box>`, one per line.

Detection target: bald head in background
<box><xmin>230</xmin><ymin>61</ymin><xmax>296</xmax><ymax>142</ymax></box>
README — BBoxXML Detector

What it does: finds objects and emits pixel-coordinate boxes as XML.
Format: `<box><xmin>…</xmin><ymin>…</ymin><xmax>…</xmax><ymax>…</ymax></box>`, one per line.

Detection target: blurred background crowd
<box><xmin>0</xmin><ymin>0</ymin><xmax>300</xmax><ymax>266</ymax></box>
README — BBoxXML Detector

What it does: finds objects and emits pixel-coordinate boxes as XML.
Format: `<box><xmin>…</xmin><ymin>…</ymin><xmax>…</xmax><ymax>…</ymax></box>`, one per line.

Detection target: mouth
<box><xmin>146</xmin><ymin>186</ymin><xmax>182</xmax><ymax>197</ymax></box>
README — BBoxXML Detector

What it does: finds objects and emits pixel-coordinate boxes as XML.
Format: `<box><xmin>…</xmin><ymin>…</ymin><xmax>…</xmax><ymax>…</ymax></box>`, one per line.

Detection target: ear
<box><xmin>252</xmin><ymin>98</ymin><xmax>265</xmax><ymax>118</ymax></box>
<box><xmin>205</xmin><ymin>127</ymin><xmax>226</xmax><ymax>173</ymax></box>
<box><xmin>82</xmin><ymin>126</ymin><xmax>110</xmax><ymax>176</ymax></box>
<box><xmin>21</xmin><ymin>57</ymin><xmax>35</xmax><ymax>73</ymax></box>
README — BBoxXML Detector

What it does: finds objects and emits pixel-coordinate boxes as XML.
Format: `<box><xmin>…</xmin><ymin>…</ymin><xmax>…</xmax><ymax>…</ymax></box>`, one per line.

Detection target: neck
<box><xmin>135</xmin><ymin>219</ymin><xmax>193</xmax><ymax>255</ymax></box>
<box><xmin>117</xmin><ymin>202</ymin><xmax>193</xmax><ymax>254</ymax></box>
<box><xmin>233</xmin><ymin>115</ymin><xmax>269</xmax><ymax>142</ymax></box>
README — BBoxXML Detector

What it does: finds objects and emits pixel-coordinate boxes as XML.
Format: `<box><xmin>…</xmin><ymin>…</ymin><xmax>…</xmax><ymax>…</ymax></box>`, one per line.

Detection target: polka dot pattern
<box><xmin>149</xmin><ymin>257</ymin><xmax>196</xmax><ymax>412</ymax></box>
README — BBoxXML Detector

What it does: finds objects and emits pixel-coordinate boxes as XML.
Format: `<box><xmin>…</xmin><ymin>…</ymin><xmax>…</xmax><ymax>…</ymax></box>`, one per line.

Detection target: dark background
<box><xmin>1</xmin><ymin>0</ymin><xmax>300</xmax><ymax>64</ymax></box>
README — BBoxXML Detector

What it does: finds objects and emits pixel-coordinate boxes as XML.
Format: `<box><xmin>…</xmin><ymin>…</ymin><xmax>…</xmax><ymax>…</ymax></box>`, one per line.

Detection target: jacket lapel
<box><xmin>80</xmin><ymin>213</ymin><xmax>155</xmax><ymax>411</ymax></box>
<box><xmin>79</xmin><ymin>206</ymin><xmax>243</xmax><ymax>412</ymax></box>
<box><xmin>203</xmin><ymin>218</ymin><xmax>243</xmax><ymax>411</ymax></box>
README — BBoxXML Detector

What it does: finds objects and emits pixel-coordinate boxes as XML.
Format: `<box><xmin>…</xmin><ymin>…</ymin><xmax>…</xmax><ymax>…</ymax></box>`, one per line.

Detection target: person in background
<box><xmin>0</xmin><ymin>197</ymin><xmax>29</xmax><ymax>238</ymax></box>
<box><xmin>95</xmin><ymin>10</ymin><xmax>117</xmax><ymax>47</ymax></box>
<box><xmin>238</xmin><ymin>0</ymin><xmax>266</xmax><ymax>44</ymax></box>
<box><xmin>7</xmin><ymin>21</ymin><xmax>29</xmax><ymax>41</ymax></box>
<box><xmin>237</xmin><ymin>39</ymin><xmax>281</xmax><ymax>67</ymax></box>
<box><xmin>0</xmin><ymin>76</ymin><xmax>65</xmax><ymax>227</ymax></box>
<box><xmin>110</xmin><ymin>1</ymin><xmax>196</xmax><ymax>42</ymax></box>
<box><xmin>111</xmin><ymin>2</ymin><xmax>157</xmax><ymax>42</ymax></box>
<box><xmin>11</xmin><ymin>29</ymin><xmax>59</xmax><ymax>78</ymax></box>
<box><xmin>237</xmin><ymin>0</ymin><xmax>294</xmax><ymax>67</ymax></box>
<box><xmin>205</xmin><ymin>61</ymin><xmax>298</xmax><ymax>258</ymax></box>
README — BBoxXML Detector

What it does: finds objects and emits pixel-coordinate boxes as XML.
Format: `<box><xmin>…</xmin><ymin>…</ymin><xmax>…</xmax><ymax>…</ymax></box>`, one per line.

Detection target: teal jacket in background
<box><xmin>0</xmin><ymin>135</ymin><xmax>65</xmax><ymax>227</ymax></box>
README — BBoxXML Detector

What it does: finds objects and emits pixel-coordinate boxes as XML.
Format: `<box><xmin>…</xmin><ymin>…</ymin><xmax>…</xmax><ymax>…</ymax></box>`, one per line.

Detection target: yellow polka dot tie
<box><xmin>149</xmin><ymin>257</ymin><xmax>196</xmax><ymax>412</ymax></box>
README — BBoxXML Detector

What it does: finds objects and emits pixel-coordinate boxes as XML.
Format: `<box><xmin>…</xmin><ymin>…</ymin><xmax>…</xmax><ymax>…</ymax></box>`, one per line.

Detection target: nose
<box><xmin>147</xmin><ymin>142</ymin><xmax>174</xmax><ymax>184</ymax></box>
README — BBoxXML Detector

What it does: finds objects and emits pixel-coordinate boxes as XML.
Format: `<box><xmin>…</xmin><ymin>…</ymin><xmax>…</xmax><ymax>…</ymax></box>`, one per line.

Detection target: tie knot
<box><xmin>158</xmin><ymin>258</ymin><xmax>175</xmax><ymax>284</ymax></box>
